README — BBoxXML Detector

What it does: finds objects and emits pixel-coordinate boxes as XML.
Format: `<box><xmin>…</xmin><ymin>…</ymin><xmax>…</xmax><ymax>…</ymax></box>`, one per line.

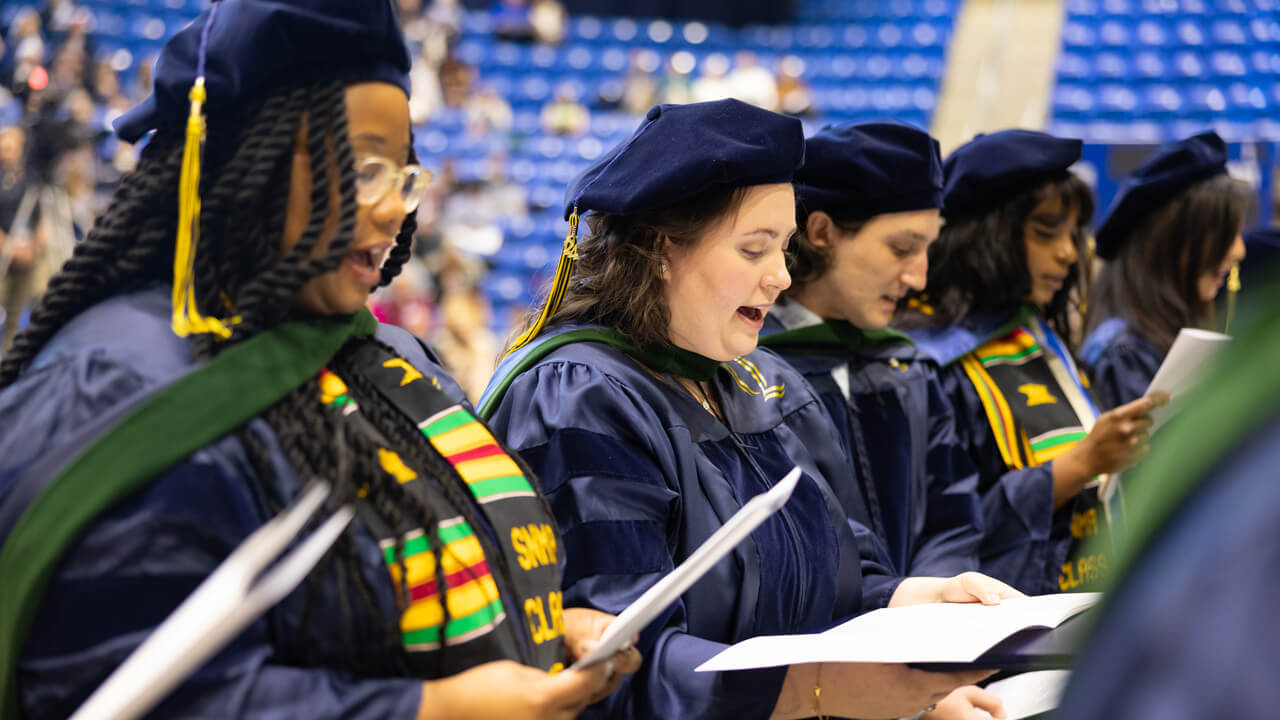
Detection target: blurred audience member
<box><xmin>433</xmin><ymin>287</ymin><xmax>499</xmax><ymax>403</ymax></box>
<box><xmin>492</xmin><ymin>0</ymin><xmax>534</xmax><ymax>42</ymax></box>
<box><xmin>370</xmin><ymin>257</ymin><xmax>435</xmax><ymax>340</ymax></box>
<box><xmin>727</xmin><ymin>50</ymin><xmax>778</xmax><ymax>110</ymax></box>
<box><xmin>528</xmin><ymin>0</ymin><xmax>566</xmax><ymax>45</ymax></box>
<box><xmin>659</xmin><ymin>54</ymin><xmax>694</xmax><ymax>105</ymax></box>
<box><xmin>438</xmin><ymin>53</ymin><xmax>473</xmax><ymax>107</ymax></box>
<box><xmin>777</xmin><ymin>54</ymin><xmax>814</xmax><ymax>116</ymax></box>
<box><xmin>620</xmin><ymin>49</ymin><xmax>659</xmax><ymax>115</ymax></box>
<box><xmin>464</xmin><ymin>83</ymin><xmax>513</xmax><ymax>133</ymax></box>
<box><xmin>691</xmin><ymin>53</ymin><xmax>731</xmax><ymax>103</ymax></box>
<box><xmin>408</xmin><ymin>42</ymin><xmax>444</xmax><ymax>123</ymax></box>
<box><xmin>540</xmin><ymin>82</ymin><xmax>588</xmax><ymax>135</ymax></box>
<box><xmin>0</xmin><ymin>125</ymin><xmax>46</xmax><ymax>351</ymax></box>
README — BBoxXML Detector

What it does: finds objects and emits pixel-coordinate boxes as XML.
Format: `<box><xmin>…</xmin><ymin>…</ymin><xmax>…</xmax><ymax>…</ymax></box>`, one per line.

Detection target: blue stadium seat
<box><xmin>1094</xmin><ymin>51</ymin><xmax>1131</xmax><ymax>80</ymax></box>
<box><xmin>1133</xmin><ymin>50</ymin><xmax>1168</xmax><ymax>78</ymax></box>
<box><xmin>1172</xmin><ymin>50</ymin><xmax>1207</xmax><ymax>78</ymax></box>
<box><xmin>1142</xmin><ymin>84</ymin><xmax>1185</xmax><ymax>115</ymax></box>
<box><xmin>1134</xmin><ymin>19</ymin><xmax>1170</xmax><ymax>45</ymax></box>
<box><xmin>1174</xmin><ymin>18</ymin><xmax>1206</xmax><ymax>45</ymax></box>
<box><xmin>1210</xmin><ymin>49</ymin><xmax>1250</xmax><ymax>77</ymax></box>
<box><xmin>1057</xmin><ymin>52</ymin><xmax>1092</xmax><ymax>80</ymax></box>
<box><xmin>1251</xmin><ymin>50</ymin><xmax>1280</xmax><ymax>75</ymax></box>
<box><xmin>1062</xmin><ymin>20</ymin><xmax>1097</xmax><ymax>48</ymax></box>
<box><xmin>1098</xmin><ymin>19</ymin><xmax>1133</xmax><ymax>46</ymax></box>
<box><xmin>1211</xmin><ymin>18</ymin><xmax>1250</xmax><ymax>44</ymax></box>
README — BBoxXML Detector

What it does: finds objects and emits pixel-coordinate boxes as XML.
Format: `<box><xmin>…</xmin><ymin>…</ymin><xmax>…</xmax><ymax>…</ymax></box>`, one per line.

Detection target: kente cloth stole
<box><xmin>320</xmin><ymin>341</ymin><xmax>566</xmax><ymax>673</ymax></box>
<box><xmin>960</xmin><ymin>318</ymin><xmax>1112</xmax><ymax>591</ymax></box>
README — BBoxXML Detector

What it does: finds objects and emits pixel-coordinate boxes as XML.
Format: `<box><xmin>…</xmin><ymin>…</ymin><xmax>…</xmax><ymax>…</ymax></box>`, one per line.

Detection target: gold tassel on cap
<box><xmin>507</xmin><ymin>206</ymin><xmax>579</xmax><ymax>353</ymax></box>
<box><xmin>171</xmin><ymin>77</ymin><xmax>240</xmax><ymax>338</ymax></box>
<box><xmin>171</xmin><ymin>1</ymin><xmax>239</xmax><ymax>339</ymax></box>
<box><xmin>1224</xmin><ymin>263</ymin><xmax>1240</xmax><ymax>334</ymax></box>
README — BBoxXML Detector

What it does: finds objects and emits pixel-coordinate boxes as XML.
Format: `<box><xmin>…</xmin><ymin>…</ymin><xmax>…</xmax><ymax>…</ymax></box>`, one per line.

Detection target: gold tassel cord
<box><xmin>506</xmin><ymin>207</ymin><xmax>579</xmax><ymax>353</ymax></box>
<box><xmin>171</xmin><ymin>77</ymin><xmax>240</xmax><ymax>339</ymax></box>
<box><xmin>1224</xmin><ymin>263</ymin><xmax>1240</xmax><ymax>334</ymax></box>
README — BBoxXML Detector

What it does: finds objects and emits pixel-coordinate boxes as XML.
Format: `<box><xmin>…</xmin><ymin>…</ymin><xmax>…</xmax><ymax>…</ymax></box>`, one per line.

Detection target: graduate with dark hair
<box><xmin>480</xmin><ymin>99</ymin><xmax>1016</xmax><ymax>720</ymax></box>
<box><xmin>897</xmin><ymin>130</ymin><xmax>1165</xmax><ymax>595</ymax></box>
<box><xmin>0</xmin><ymin>2</ymin><xmax>638</xmax><ymax>718</ymax></box>
<box><xmin>1081</xmin><ymin>131</ymin><xmax>1252</xmax><ymax>410</ymax></box>
<box><xmin>759</xmin><ymin>122</ymin><xmax>1001</xmax><ymax>720</ymax></box>
<box><xmin>1057</xmin><ymin>286</ymin><xmax>1280</xmax><ymax>720</ymax></box>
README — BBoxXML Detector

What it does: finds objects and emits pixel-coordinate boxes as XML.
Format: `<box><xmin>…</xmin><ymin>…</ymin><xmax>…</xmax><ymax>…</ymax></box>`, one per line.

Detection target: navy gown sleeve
<box><xmin>1055</xmin><ymin>413</ymin><xmax>1280</xmax><ymax>720</ymax></box>
<box><xmin>935</xmin><ymin>362</ymin><xmax>1069</xmax><ymax>595</ymax></box>
<box><xmin>1089</xmin><ymin>332</ymin><xmax>1163</xmax><ymax>411</ymax></box>
<box><xmin>487</xmin><ymin>360</ymin><xmax>789</xmax><ymax>720</ymax></box>
<box><xmin>1</xmin><ymin>349</ymin><xmax>425</xmax><ymax>720</ymax></box>
<box><xmin>908</xmin><ymin>368</ymin><xmax>984</xmax><ymax>578</ymax></box>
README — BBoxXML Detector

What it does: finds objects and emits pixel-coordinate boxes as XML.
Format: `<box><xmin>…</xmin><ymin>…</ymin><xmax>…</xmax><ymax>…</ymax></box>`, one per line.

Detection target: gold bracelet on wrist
<box><xmin>814</xmin><ymin>663</ymin><xmax>828</xmax><ymax>720</ymax></box>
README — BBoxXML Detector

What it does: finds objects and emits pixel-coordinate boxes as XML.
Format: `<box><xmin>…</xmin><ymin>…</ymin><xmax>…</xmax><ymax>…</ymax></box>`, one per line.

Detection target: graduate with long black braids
<box><xmin>0</xmin><ymin>2</ymin><xmax>638</xmax><ymax>718</ymax></box>
<box><xmin>897</xmin><ymin>130</ymin><xmax>1166</xmax><ymax>595</ymax></box>
<box><xmin>480</xmin><ymin>99</ymin><xmax>1016</xmax><ymax>720</ymax></box>
<box><xmin>1081</xmin><ymin>131</ymin><xmax>1251</xmax><ymax>410</ymax></box>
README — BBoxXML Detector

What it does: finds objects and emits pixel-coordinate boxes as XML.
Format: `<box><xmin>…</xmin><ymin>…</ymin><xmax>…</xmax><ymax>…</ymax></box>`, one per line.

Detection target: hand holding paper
<box><xmin>1145</xmin><ymin>328</ymin><xmax>1231</xmax><ymax>433</ymax></box>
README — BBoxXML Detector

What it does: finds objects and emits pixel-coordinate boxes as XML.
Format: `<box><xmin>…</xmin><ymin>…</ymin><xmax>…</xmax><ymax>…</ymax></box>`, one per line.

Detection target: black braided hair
<box><xmin>0</xmin><ymin>81</ymin><xmax>488</xmax><ymax>677</ymax></box>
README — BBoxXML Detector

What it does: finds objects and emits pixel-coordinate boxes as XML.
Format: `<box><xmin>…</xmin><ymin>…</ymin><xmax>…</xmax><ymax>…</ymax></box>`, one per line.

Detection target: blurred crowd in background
<box><xmin>0</xmin><ymin>0</ymin><xmax>830</xmax><ymax>398</ymax></box>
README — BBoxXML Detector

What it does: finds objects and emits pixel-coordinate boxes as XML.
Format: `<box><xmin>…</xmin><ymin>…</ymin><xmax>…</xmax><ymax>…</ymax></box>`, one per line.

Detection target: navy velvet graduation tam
<box><xmin>794</xmin><ymin>122</ymin><xmax>943</xmax><ymax>220</ymax></box>
<box><xmin>942</xmin><ymin>129</ymin><xmax>1083</xmax><ymax>220</ymax></box>
<box><xmin>1095</xmin><ymin>131</ymin><xmax>1228</xmax><ymax>260</ymax></box>
<box><xmin>115</xmin><ymin>0</ymin><xmax>410</xmax><ymax>171</ymax></box>
<box><xmin>562</xmin><ymin>98</ymin><xmax>805</xmax><ymax>221</ymax></box>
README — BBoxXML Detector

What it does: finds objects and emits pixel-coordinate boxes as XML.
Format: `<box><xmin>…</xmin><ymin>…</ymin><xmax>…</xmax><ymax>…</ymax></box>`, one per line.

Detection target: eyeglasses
<box><xmin>354</xmin><ymin>154</ymin><xmax>433</xmax><ymax>213</ymax></box>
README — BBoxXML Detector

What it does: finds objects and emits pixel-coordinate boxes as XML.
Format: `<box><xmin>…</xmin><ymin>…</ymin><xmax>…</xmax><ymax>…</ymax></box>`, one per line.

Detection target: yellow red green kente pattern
<box><xmin>960</xmin><ymin>327</ymin><xmax>1088</xmax><ymax>469</ymax></box>
<box><xmin>317</xmin><ymin>368</ymin><xmax>536</xmax><ymax>650</ymax></box>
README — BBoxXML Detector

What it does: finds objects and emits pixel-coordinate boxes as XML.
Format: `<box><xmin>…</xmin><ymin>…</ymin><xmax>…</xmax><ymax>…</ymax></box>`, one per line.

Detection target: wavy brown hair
<box><xmin>508</xmin><ymin>185</ymin><xmax>747</xmax><ymax>350</ymax></box>
<box><xmin>1085</xmin><ymin>173</ymin><xmax>1253</xmax><ymax>352</ymax></box>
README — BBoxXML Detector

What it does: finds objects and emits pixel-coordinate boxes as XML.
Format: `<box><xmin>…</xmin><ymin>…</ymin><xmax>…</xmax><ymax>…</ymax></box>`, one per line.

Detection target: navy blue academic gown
<box><xmin>908</xmin><ymin>314</ymin><xmax>1091</xmax><ymax>595</ymax></box>
<box><xmin>1080</xmin><ymin>317</ymin><xmax>1163</xmax><ymax>411</ymax></box>
<box><xmin>482</xmin><ymin>325</ymin><xmax>899</xmax><ymax>720</ymax></box>
<box><xmin>761</xmin><ymin>305</ymin><xmax>984</xmax><ymax>579</ymax></box>
<box><xmin>0</xmin><ymin>289</ymin><xmax>471</xmax><ymax>719</ymax></box>
<box><xmin>1056</xmin><ymin>410</ymin><xmax>1280</xmax><ymax>720</ymax></box>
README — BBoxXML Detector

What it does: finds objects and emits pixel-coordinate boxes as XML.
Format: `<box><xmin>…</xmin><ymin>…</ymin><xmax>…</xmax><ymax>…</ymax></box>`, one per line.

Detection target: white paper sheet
<box><xmin>983</xmin><ymin>670</ymin><xmax>1071</xmax><ymax>719</ymax></box>
<box><xmin>1146</xmin><ymin>327</ymin><xmax>1231</xmax><ymax>432</ymax></box>
<box><xmin>570</xmin><ymin>466</ymin><xmax>802</xmax><ymax>670</ymax></box>
<box><xmin>695</xmin><ymin>593</ymin><xmax>1100</xmax><ymax>672</ymax></box>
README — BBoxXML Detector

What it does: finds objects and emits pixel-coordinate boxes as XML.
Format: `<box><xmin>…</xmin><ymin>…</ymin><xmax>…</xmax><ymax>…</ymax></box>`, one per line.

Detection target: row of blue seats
<box><xmin>455</xmin><ymin>41</ymin><xmax>947</xmax><ymax>79</ymax></box>
<box><xmin>422</xmin><ymin>107</ymin><xmax>642</xmax><ymax>135</ymax></box>
<box><xmin>1058</xmin><ymin>49</ymin><xmax>1280</xmax><ymax>81</ymax></box>
<box><xmin>77</xmin><ymin>0</ymin><xmax>206</xmax><ymax>14</ymax></box>
<box><xmin>793</xmin><ymin>0</ymin><xmax>960</xmax><ymax>20</ymax></box>
<box><xmin>1047</xmin><ymin>118</ymin><xmax>1280</xmax><ymax>143</ymax></box>
<box><xmin>1053</xmin><ymin>81</ymin><xmax>1278</xmax><ymax>118</ymax></box>
<box><xmin>460</xmin><ymin>15</ymin><xmax>954</xmax><ymax>52</ymax></box>
<box><xmin>1063</xmin><ymin>0</ymin><xmax>1276</xmax><ymax>16</ymax></box>
<box><xmin>1061</xmin><ymin>16</ymin><xmax>1280</xmax><ymax>47</ymax></box>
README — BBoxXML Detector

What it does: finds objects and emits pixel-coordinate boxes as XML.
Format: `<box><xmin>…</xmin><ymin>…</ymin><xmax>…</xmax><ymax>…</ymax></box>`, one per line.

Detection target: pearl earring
<box><xmin>660</xmin><ymin>263</ymin><xmax>668</xmax><ymax>275</ymax></box>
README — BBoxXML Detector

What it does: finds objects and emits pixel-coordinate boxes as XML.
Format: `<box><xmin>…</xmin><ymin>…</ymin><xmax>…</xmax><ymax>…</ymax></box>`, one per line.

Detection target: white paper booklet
<box><xmin>1146</xmin><ymin>327</ymin><xmax>1231</xmax><ymax>432</ymax></box>
<box><xmin>571</xmin><ymin>466</ymin><xmax>802</xmax><ymax>670</ymax></box>
<box><xmin>983</xmin><ymin>670</ymin><xmax>1071</xmax><ymax>719</ymax></box>
<box><xmin>695</xmin><ymin>593</ymin><xmax>1100</xmax><ymax>672</ymax></box>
